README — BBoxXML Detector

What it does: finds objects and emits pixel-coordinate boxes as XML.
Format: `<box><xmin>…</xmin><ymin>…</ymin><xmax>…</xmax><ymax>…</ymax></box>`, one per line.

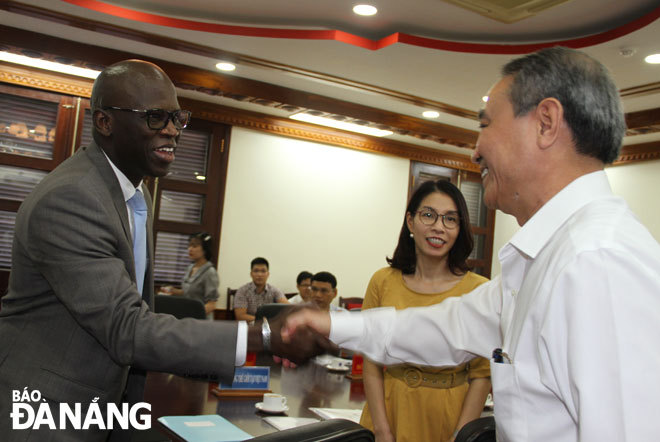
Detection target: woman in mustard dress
<box><xmin>359</xmin><ymin>180</ymin><xmax>491</xmax><ymax>442</ymax></box>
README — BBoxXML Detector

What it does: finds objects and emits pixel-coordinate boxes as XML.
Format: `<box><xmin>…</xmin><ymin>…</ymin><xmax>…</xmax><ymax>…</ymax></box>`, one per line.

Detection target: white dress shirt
<box><xmin>331</xmin><ymin>171</ymin><xmax>660</xmax><ymax>441</ymax></box>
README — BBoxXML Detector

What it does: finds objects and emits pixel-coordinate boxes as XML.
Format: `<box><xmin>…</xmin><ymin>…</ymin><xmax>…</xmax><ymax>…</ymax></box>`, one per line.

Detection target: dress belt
<box><xmin>386</xmin><ymin>366</ymin><xmax>468</xmax><ymax>389</ymax></box>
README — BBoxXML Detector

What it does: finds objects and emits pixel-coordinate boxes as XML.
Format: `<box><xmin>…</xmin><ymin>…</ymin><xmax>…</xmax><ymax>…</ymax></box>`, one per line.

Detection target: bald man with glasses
<box><xmin>0</xmin><ymin>59</ymin><xmax>329</xmax><ymax>442</ymax></box>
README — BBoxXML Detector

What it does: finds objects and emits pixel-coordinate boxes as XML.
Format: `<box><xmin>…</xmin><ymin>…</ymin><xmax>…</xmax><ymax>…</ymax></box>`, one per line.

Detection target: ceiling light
<box><xmin>353</xmin><ymin>4</ymin><xmax>378</xmax><ymax>16</ymax></box>
<box><xmin>644</xmin><ymin>54</ymin><xmax>660</xmax><ymax>64</ymax></box>
<box><xmin>0</xmin><ymin>51</ymin><xmax>101</xmax><ymax>79</ymax></box>
<box><xmin>215</xmin><ymin>62</ymin><xmax>236</xmax><ymax>71</ymax></box>
<box><xmin>290</xmin><ymin>112</ymin><xmax>393</xmax><ymax>137</ymax></box>
<box><xmin>422</xmin><ymin>111</ymin><xmax>440</xmax><ymax>119</ymax></box>
<box><xmin>482</xmin><ymin>96</ymin><xmax>489</xmax><ymax>102</ymax></box>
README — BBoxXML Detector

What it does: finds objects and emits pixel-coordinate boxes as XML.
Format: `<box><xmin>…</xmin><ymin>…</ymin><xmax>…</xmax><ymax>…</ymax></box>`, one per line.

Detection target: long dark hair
<box><xmin>387</xmin><ymin>180</ymin><xmax>473</xmax><ymax>276</ymax></box>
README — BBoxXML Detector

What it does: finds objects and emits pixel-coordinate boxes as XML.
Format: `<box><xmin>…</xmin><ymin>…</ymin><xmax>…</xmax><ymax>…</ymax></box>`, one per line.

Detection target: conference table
<box><xmin>143</xmin><ymin>354</ymin><xmax>366</xmax><ymax>440</ymax></box>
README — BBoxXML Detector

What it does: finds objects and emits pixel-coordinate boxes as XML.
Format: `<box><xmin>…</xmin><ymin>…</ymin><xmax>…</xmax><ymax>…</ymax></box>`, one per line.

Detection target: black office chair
<box><xmin>255</xmin><ymin>303</ymin><xmax>290</xmax><ymax>320</ymax></box>
<box><xmin>154</xmin><ymin>294</ymin><xmax>206</xmax><ymax>320</ymax></box>
<box><xmin>249</xmin><ymin>419</ymin><xmax>374</xmax><ymax>441</ymax></box>
<box><xmin>455</xmin><ymin>416</ymin><xmax>496</xmax><ymax>442</ymax></box>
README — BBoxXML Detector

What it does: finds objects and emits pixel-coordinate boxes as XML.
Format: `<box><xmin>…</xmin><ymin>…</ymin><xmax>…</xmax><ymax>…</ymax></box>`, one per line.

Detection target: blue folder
<box><xmin>158</xmin><ymin>415</ymin><xmax>252</xmax><ymax>442</ymax></box>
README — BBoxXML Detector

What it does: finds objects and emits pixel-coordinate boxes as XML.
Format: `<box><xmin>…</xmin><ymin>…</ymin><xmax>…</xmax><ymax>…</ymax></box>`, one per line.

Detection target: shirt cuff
<box><xmin>329</xmin><ymin>311</ymin><xmax>364</xmax><ymax>348</ymax></box>
<box><xmin>235</xmin><ymin>321</ymin><xmax>247</xmax><ymax>366</ymax></box>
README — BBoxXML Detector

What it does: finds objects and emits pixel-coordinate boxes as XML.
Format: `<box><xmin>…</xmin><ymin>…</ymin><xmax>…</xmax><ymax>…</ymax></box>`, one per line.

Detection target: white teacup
<box><xmin>327</xmin><ymin>361</ymin><xmax>346</xmax><ymax>370</ymax></box>
<box><xmin>262</xmin><ymin>393</ymin><xmax>287</xmax><ymax>411</ymax></box>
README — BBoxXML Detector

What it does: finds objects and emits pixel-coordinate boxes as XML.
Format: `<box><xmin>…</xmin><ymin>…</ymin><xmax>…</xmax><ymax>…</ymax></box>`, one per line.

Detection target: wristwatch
<box><xmin>261</xmin><ymin>317</ymin><xmax>271</xmax><ymax>352</ymax></box>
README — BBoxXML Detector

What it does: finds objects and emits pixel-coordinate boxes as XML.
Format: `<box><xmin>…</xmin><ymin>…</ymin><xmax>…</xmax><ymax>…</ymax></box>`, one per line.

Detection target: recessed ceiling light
<box><xmin>422</xmin><ymin>111</ymin><xmax>440</xmax><ymax>119</ymax></box>
<box><xmin>215</xmin><ymin>62</ymin><xmax>236</xmax><ymax>71</ymax></box>
<box><xmin>353</xmin><ymin>4</ymin><xmax>378</xmax><ymax>16</ymax></box>
<box><xmin>644</xmin><ymin>54</ymin><xmax>660</xmax><ymax>64</ymax></box>
<box><xmin>290</xmin><ymin>112</ymin><xmax>393</xmax><ymax>137</ymax></box>
<box><xmin>0</xmin><ymin>51</ymin><xmax>101</xmax><ymax>79</ymax></box>
<box><xmin>482</xmin><ymin>96</ymin><xmax>489</xmax><ymax>102</ymax></box>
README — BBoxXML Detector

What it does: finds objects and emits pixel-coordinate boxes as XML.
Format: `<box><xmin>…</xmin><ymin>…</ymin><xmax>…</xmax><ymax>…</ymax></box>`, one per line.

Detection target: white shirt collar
<box><xmin>504</xmin><ymin>170</ymin><xmax>613</xmax><ymax>260</ymax></box>
<box><xmin>101</xmin><ymin>149</ymin><xmax>143</xmax><ymax>199</ymax></box>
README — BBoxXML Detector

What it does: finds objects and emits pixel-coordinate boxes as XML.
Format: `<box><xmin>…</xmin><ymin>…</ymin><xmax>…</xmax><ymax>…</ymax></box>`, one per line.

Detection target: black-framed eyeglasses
<box><xmin>415</xmin><ymin>209</ymin><xmax>460</xmax><ymax>229</ymax></box>
<box><xmin>104</xmin><ymin>107</ymin><xmax>191</xmax><ymax>130</ymax></box>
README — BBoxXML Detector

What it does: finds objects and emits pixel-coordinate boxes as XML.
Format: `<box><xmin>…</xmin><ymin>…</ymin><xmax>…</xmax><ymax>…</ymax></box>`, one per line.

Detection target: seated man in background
<box><xmin>288</xmin><ymin>271</ymin><xmax>313</xmax><ymax>304</ymax></box>
<box><xmin>234</xmin><ymin>257</ymin><xmax>288</xmax><ymax>322</ymax></box>
<box><xmin>310</xmin><ymin>271</ymin><xmax>345</xmax><ymax>312</ymax></box>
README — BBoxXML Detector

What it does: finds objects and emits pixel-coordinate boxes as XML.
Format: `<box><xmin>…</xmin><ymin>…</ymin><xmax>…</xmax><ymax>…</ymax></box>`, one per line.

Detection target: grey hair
<box><xmin>502</xmin><ymin>46</ymin><xmax>626</xmax><ymax>164</ymax></box>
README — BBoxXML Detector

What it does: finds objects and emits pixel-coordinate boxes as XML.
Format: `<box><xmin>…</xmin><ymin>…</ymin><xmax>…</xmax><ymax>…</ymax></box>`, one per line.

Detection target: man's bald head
<box><xmin>91</xmin><ymin>60</ymin><xmax>174</xmax><ymax>112</ymax></box>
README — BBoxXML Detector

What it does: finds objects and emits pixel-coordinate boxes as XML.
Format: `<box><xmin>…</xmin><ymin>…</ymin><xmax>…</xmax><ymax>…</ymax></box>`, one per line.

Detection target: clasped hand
<box><xmin>265</xmin><ymin>304</ymin><xmax>335</xmax><ymax>365</ymax></box>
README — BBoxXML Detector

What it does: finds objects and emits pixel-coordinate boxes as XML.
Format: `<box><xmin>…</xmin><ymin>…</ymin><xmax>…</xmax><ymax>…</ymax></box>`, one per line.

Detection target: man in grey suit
<box><xmin>0</xmin><ymin>60</ymin><xmax>327</xmax><ymax>441</ymax></box>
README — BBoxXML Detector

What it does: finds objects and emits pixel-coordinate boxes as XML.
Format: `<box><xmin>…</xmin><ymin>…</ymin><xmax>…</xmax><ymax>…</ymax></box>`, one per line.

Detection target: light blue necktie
<box><xmin>127</xmin><ymin>190</ymin><xmax>147</xmax><ymax>296</ymax></box>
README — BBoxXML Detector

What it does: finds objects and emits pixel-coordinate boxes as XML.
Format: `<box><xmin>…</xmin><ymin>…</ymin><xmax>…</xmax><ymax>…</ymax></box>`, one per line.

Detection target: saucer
<box><xmin>255</xmin><ymin>402</ymin><xmax>289</xmax><ymax>414</ymax></box>
<box><xmin>326</xmin><ymin>364</ymin><xmax>350</xmax><ymax>373</ymax></box>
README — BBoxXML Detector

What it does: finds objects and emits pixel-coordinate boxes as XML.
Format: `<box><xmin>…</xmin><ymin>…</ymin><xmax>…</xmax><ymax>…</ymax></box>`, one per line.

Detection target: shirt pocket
<box><xmin>490</xmin><ymin>359</ymin><xmax>527</xmax><ymax>442</ymax></box>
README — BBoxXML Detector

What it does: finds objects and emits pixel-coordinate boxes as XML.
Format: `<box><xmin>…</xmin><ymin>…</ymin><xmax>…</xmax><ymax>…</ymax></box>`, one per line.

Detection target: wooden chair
<box><xmin>226</xmin><ymin>288</ymin><xmax>237</xmax><ymax>310</ymax></box>
<box><xmin>339</xmin><ymin>296</ymin><xmax>363</xmax><ymax>310</ymax></box>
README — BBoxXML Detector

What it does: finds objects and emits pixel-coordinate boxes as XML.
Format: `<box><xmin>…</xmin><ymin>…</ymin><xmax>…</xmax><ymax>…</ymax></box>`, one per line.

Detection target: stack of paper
<box><xmin>262</xmin><ymin>416</ymin><xmax>320</xmax><ymax>431</ymax></box>
<box><xmin>158</xmin><ymin>415</ymin><xmax>252</xmax><ymax>442</ymax></box>
<box><xmin>308</xmin><ymin>408</ymin><xmax>363</xmax><ymax>424</ymax></box>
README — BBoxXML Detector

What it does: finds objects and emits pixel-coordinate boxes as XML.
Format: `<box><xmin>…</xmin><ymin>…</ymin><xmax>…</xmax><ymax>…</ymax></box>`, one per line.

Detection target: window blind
<box><xmin>79</xmin><ymin>108</ymin><xmax>93</xmax><ymax>149</ymax></box>
<box><xmin>167</xmin><ymin>129</ymin><xmax>210</xmax><ymax>183</ymax></box>
<box><xmin>0</xmin><ymin>211</ymin><xmax>17</xmax><ymax>270</ymax></box>
<box><xmin>0</xmin><ymin>165</ymin><xmax>48</xmax><ymax>201</ymax></box>
<box><xmin>460</xmin><ymin>180</ymin><xmax>486</xmax><ymax>228</ymax></box>
<box><xmin>159</xmin><ymin>190</ymin><xmax>204</xmax><ymax>223</ymax></box>
<box><xmin>154</xmin><ymin>231</ymin><xmax>194</xmax><ymax>284</ymax></box>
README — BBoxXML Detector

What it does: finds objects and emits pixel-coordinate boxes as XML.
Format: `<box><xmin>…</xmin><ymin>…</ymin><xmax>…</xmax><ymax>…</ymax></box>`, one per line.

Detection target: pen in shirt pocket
<box><xmin>492</xmin><ymin>348</ymin><xmax>512</xmax><ymax>364</ymax></box>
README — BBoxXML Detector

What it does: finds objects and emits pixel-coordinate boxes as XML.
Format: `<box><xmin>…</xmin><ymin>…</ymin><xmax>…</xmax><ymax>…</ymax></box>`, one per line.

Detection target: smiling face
<box><xmin>472</xmin><ymin>76</ymin><xmax>537</xmax><ymax>220</ymax></box>
<box><xmin>94</xmin><ymin>61</ymin><xmax>181</xmax><ymax>186</ymax></box>
<box><xmin>406</xmin><ymin>191</ymin><xmax>460</xmax><ymax>262</ymax></box>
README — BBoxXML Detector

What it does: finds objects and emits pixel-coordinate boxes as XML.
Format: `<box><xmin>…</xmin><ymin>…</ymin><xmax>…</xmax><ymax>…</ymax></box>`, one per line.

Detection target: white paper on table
<box><xmin>262</xmin><ymin>416</ymin><xmax>320</xmax><ymax>431</ymax></box>
<box><xmin>308</xmin><ymin>408</ymin><xmax>363</xmax><ymax>423</ymax></box>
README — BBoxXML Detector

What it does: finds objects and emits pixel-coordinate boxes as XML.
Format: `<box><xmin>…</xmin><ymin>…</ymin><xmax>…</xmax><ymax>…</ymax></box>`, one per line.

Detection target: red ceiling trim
<box><xmin>61</xmin><ymin>0</ymin><xmax>660</xmax><ymax>54</ymax></box>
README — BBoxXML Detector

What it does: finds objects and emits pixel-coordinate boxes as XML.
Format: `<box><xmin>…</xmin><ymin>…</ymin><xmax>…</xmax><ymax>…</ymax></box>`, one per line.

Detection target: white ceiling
<box><xmin>2</xmin><ymin>0</ymin><xmax>659</xmax><ymax>155</ymax></box>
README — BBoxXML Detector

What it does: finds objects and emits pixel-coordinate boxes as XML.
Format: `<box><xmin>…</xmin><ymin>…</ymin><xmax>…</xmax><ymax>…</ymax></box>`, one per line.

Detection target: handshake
<box><xmin>247</xmin><ymin>304</ymin><xmax>334</xmax><ymax>365</ymax></box>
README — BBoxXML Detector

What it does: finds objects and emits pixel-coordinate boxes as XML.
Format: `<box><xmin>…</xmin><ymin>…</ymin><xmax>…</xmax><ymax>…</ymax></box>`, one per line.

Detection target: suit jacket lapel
<box><xmin>85</xmin><ymin>142</ymin><xmax>133</xmax><ymax>247</ymax></box>
<box><xmin>84</xmin><ymin>142</ymin><xmax>156</xmax><ymax>308</ymax></box>
<box><xmin>141</xmin><ymin>183</ymin><xmax>155</xmax><ymax>308</ymax></box>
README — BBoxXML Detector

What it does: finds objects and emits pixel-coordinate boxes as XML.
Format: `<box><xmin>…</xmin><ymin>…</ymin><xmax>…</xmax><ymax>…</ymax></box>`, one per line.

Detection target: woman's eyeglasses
<box><xmin>415</xmin><ymin>209</ymin><xmax>460</xmax><ymax>229</ymax></box>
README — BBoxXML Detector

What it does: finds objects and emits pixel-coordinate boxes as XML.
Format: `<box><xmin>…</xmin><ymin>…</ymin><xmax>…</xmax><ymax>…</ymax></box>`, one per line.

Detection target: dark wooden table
<box><xmin>143</xmin><ymin>355</ymin><xmax>365</xmax><ymax>439</ymax></box>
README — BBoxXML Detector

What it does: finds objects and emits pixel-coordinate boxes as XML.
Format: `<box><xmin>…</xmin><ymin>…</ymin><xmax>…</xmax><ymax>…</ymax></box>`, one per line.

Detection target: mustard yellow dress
<box><xmin>359</xmin><ymin>267</ymin><xmax>490</xmax><ymax>442</ymax></box>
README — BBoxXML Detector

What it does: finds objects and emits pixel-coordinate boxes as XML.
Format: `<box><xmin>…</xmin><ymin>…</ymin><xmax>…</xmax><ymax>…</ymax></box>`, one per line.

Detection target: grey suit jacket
<box><xmin>0</xmin><ymin>142</ymin><xmax>238</xmax><ymax>441</ymax></box>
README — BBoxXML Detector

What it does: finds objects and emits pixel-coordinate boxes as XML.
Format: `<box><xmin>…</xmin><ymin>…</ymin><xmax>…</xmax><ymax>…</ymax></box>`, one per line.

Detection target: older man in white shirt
<box><xmin>284</xmin><ymin>47</ymin><xmax>660</xmax><ymax>441</ymax></box>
